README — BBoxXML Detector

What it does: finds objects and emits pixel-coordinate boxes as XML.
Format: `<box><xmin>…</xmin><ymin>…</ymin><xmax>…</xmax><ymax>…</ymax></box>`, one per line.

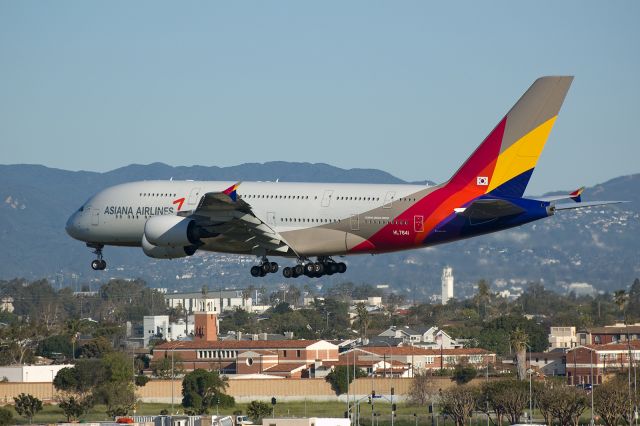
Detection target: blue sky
<box><xmin>1</xmin><ymin>1</ymin><xmax>638</xmax><ymax>193</ymax></box>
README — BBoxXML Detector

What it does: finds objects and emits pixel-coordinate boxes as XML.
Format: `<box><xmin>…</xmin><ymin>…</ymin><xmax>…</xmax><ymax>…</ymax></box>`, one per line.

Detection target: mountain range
<box><xmin>0</xmin><ymin>162</ymin><xmax>638</xmax><ymax>299</ymax></box>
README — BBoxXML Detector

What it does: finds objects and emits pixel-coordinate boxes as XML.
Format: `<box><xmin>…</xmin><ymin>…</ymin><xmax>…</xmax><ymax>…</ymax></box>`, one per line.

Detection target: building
<box><xmin>577</xmin><ymin>323</ymin><xmax>640</xmax><ymax>345</ymax></box>
<box><xmin>153</xmin><ymin>339</ymin><xmax>339</xmax><ymax>378</ymax></box>
<box><xmin>341</xmin><ymin>346</ymin><xmax>495</xmax><ymax>376</ymax></box>
<box><xmin>0</xmin><ymin>364</ymin><xmax>74</xmax><ymax>382</ymax></box>
<box><xmin>165</xmin><ymin>289</ymin><xmax>252</xmax><ymax>313</ymax></box>
<box><xmin>377</xmin><ymin>326</ymin><xmax>463</xmax><ymax>349</ymax></box>
<box><xmin>548</xmin><ymin>326</ymin><xmax>577</xmax><ymax>351</ymax></box>
<box><xmin>565</xmin><ymin>340</ymin><xmax>640</xmax><ymax>385</ymax></box>
<box><xmin>441</xmin><ymin>267</ymin><xmax>454</xmax><ymax>304</ymax></box>
<box><xmin>143</xmin><ymin>315</ymin><xmax>195</xmax><ymax>348</ymax></box>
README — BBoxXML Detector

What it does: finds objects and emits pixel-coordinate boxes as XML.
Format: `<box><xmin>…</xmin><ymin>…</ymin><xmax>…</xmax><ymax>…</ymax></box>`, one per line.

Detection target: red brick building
<box><xmin>577</xmin><ymin>323</ymin><xmax>640</xmax><ymax>345</ymax></box>
<box><xmin>153</xmin><ymin>339</ymin><xmax>339</xmax><ymax>378</ymax></box>
<box><xmin>565</xmin><ymin>340</ymin><xmax>640</xmax><ymax>385</ymax></box>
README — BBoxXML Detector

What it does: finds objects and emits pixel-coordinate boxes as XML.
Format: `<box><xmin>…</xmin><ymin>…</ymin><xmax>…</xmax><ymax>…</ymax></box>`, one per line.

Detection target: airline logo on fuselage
<box><xmin>103</xmin><ymin>206</ymin><xmax>174</xmax><ymax>216</ymax></box>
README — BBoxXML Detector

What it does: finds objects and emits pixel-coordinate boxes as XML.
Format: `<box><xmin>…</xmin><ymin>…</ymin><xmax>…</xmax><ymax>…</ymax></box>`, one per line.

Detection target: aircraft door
<box><xmin>383</xmin><ymin>191</ymin><xmax>396</xmax><ymax>208</ymax></box>
<box><xmin>350</xmin><ymin>214</ymin><xmax>360</xmax><ymax>231</ymax></box>
<box><xmin>91</xmin><ymin>209</ymin><xmax>100</xmax><ymax>226</ymax></box>
<box><xmin>187</xmin><ymin>187</ymin><xmax>201</xmax><ymax>206</ymax></box>
<box><xmin>267</xmin><ymin>211</ymin><xmax>276</xmax><ymax>226</ymax></box>
<box><xmin>414</xmin><ymin>215</ymin><xmax>424</xmax><ymax>232</ymax></box>
<box><xmin>321</xmin><ymin>190</ymin><xmax>334</xmax><ymax>207</ymax></box>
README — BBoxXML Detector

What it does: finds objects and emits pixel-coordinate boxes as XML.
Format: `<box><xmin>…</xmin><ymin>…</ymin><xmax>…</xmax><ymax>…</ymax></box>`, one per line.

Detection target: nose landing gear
<box><xmin>88</xmin><ymin>244</ymin><xmax>107</xmax><ymax>271</ymax></box>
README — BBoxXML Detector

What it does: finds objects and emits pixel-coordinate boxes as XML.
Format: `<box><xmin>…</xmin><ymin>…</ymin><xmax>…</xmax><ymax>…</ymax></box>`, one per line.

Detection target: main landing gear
<box><xmin>250</xmin><ymin>257</ymin><xmax>279</xmax><ymax>277</ymax></box>
<box><xmin>282</xmin><ymin>257</ymin><xmax>346</xmax><ymax>279</ymax></box>
<box><xmin>89</xmin><ymin>244</ymin><xmax>107</xmax><ymax>271</ymax></box>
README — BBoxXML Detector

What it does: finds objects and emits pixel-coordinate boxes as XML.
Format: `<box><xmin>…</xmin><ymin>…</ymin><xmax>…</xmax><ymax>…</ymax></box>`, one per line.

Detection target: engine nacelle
<box><xmin>144</xmin><ymin>215</ymin><xmax>201</xmax><ymax>248</ymax></box>
<box><xmin>141</xmin><ymin>234</ymin><xmax>197</xmax><ymax>259</ymax></box>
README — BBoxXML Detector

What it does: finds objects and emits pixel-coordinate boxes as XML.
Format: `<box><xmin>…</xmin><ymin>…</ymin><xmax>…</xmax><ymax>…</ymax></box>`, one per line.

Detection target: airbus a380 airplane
<box><xmin>66</xmin><ymin>76</ymin><xmax>622</xmax><ymax>278</ymax></box>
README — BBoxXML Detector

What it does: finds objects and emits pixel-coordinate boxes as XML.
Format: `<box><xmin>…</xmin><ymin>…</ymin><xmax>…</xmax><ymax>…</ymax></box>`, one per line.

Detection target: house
<box><xmin>142</xmin><ymin>315</ymin><xmax>195</xmax><ymax>348</ymax></box>
<box><xmin>577</xmin><ymin>323</ymin><xmax>640</xmax><ymax>345</ymax></box>
<box><xmin>377</xmin><ymin>326</ymin><xmax>463</xmax><ymax>349</ymax></box>
<box><xmin>548</xmin><ymin>326</ymin><xmax>577</xmax><ymax>351</ymax></box>
<box><xmin>565</xmin><ymin>340</ymin><xmax>640</xmax><ymax>385</ymax></box>
<box><xmin>165</xmin><ymin>289</ymin><xmax>253</xmax><ymax>314</ymax></box>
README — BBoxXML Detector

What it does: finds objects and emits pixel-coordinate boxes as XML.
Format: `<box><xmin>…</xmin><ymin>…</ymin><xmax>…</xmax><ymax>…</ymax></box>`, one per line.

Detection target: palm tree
<box><xmin>510</xmin><ymin>327</ymin><xmax>529</xmax><ymax>380</ymax></box>
<box><xmin>355</xmin><ymin>302</ymin><xmax>370</xmax><ymax>339</ymax></box>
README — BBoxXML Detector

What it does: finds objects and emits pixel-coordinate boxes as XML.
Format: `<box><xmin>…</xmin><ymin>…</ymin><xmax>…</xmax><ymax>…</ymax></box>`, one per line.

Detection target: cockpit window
<box><xmin>78</xmin><ymin>206</ymin><xmax>84</xmax><ymax>212</ymax></box>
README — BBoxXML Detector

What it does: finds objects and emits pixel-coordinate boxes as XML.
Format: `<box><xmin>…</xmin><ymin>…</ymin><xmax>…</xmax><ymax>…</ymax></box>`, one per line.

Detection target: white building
<box><xmin>165</xmin><ymin>289</ymin><xmax>253</xmax><ymax>313</ymax></box>
<box><xmin>143</xmin><ymin>315</ymin><xmax>195</xmax><ymax>347</ymax></box>
<box><xmin>441</xmin><ymin>266</ymin><xmax>454</xmax><ymax>305</ymax></box>
<box><xmin>548</xmin><ymin>326</ymin><xmax>577</xmax><ymax>351</ymax></box>
<box><xmin>0</xmin><ymin>364</ymin><xmax>74</xmax><ymax>382</ymax></box>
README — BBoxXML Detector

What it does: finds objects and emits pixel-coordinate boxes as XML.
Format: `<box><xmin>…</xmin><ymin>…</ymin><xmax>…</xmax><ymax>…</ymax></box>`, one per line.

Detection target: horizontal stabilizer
<box><xmin>536</xmin><ymin>186</ymin><xmax>584</xmax><ymax>203</ymax></box>
<box><xmin>456</xmin><ymin>199</ymin><xmax>525</xmax><ymax>220</ymax></box>
<box><xmin>554</xmin><ymin>200</ymin><xmax>628</xmax><ymax>211</ymax></box>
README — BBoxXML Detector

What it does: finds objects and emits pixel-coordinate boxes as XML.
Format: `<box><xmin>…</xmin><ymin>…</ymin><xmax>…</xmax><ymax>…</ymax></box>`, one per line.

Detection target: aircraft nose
<box><xmin>65</xmin><ymin>211</ymin><xmax>83</xmax><ymax>240</ymax></box>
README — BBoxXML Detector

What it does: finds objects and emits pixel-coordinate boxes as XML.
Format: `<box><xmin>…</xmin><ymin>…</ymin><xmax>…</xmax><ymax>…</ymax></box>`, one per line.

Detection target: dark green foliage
<box><xmin>95</xmin><ymin>382</ymin><xmax>137</xmax><ymax>418</ymax></box>
<box><xmin>78</xmin><ymin>336</ymin><xmax>113</xmax><ymax>358</ymax></box>
<box><xmin>181</xmin><ymin>369</ymin><xmax>233</xmax><ymax>414</ymax></box>
<box><xmin>0</xmin><ymin>407</ymin><xmax>13</xmax><ymax>426</ymax></box>
<box><xmin>37</xmin><ymin>334</ymin><xmax>73</xmax><ymax>359</ymax></box>
<box><xmin>54</xmin><ymin>359</ymin><xmax>106</xmax><ymax>394</ymax></box>
<box><xmin>246</xmin><ymin>400</ymin><xmax>272</xmax><ymax>423</ymax></box>
<box><xmin>58</xmin><ymin>394</ymin><xmax>92</xmax><ymax>422</ymax></box>
<box><xmin>135</xmin><ymin>375</ymin><xmax>150</xmax><ymax>387</ymax></box>
<box><xmin>272</xmin><ymin>302</ymin><xmax>292</xmax><ymax>314</ymax></box>
<box><xmin>451</xmin><ymin>363</ymin><xmax>477</xmax><ymax>384</ymax></box>
<box><xmin>325</xmin><ymin>365</ymin><xmax>367</xmax><ymax>395</ymax></box>
<box><xmin>13</xmin><ymin>393</ymin><xmax>42</xmax><ymax>423</ymax></box>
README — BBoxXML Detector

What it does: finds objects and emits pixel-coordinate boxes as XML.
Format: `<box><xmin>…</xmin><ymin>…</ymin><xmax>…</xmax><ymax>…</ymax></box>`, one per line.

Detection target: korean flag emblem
<box><xmin>476</xmin><ymin>176</ymin><xmax>489</xmax><ymax>186</ymax></box>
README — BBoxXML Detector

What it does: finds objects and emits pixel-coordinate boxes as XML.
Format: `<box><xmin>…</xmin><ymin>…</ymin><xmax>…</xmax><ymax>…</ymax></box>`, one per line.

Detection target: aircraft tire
<box><xmin>91</xmin><ymin>260</ymin><xmax>102</xmax><ymax>271</ymax></box>
<box><xmin>99</xmin><ymin>260</ymin><xmax>107</xmax><ymax>270</ymax></box>
<box><xmin>294</xmin><ymin>264</ymin><xmax>304</xmax><ymax>276</ymax></box>
<box><xmin>250</xmin><ymin>266</ymin><xmax>261</xmax><ymax>277</ymax></box>
<box><xmin>270</xmin><ymin>262</ymin><xmax>279</xmax><ymax>273</ymax></box>
<box><xmin>337</xmin><ymin>262</ymin><xmax>347</xmax><ymax>273</ymax></box>
<box><xmin>282</xmin><ymin>267</ymin><xmax>292</xmax><ymax>278</ymax></box>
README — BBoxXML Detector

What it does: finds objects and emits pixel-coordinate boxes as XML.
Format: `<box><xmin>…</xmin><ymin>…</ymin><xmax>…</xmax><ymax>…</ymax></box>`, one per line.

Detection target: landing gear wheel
<box><xmin>337</xmin><ymin>262</ymin><xmax>347</xmax><ymax>273</ymax></box>
<box><xmin>250</xmin><ymin>266</ymin><xmax>261</xmax><ymax>277</ymax></box>
<box><xmin>283</xmin><ymin>267</ymin><xmax>293</xmax><ymax>278</ymax></box>
<box><xmin>270</xmin><ymin>262</ymin><xmax>279</xmax><ymax>273</ymax></box>
<box><xmin>261</xmin><ymin>262</ymin><xmax>271</xmax><ymax>274</ymax></box>
<box><xmin>294</xmin><ymin>264</ymin><xmax>304</xmax><ymax>276</ymax></box>
<box><xmin>99</xmin><ymin>260</ymin><xmax>106</xmax><ymax>270</ymax></box>
<box><xmin>328</xmin><ymin>262</ymin><xmax>338</xmax><ymax>274</ymax></box>
<box><xmin>304</xmin><ymin>263</ymin><xmax>315</xmax><ymax>276</ymax></box>
<box><xmin>314</xmin><ymin>262</ymin><xmax>324</xmax><ymax>275</ymax></box>
<box><xmin>91</xmin><ymin>260</ymin><xmax>102</xmax><ymax>271</ymax></box>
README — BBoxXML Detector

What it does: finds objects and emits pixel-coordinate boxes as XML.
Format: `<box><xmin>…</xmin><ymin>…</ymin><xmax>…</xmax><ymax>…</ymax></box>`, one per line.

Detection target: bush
<box><xmin>0</xmin><ymin>407</ymin><xmax>13</xmax><ymax>426</ymax></box>
<box><xmin>246</xmin><ymin>400</ymin><xmax>272</xmax><ymax>423</ymax></box>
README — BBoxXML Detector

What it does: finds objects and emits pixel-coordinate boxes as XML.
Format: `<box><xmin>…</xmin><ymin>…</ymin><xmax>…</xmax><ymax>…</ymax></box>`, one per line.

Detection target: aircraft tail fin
<box><xmin>447</xmin><ymin>76</ymin><xmax>574</xmax><ymax>198</ymax></box>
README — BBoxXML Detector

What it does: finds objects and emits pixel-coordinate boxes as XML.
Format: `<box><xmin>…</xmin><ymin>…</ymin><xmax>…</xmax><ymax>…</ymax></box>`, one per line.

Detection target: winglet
<box><xmin>569</xmin><ymin>187</ymin><xmax>584</xmax><ymax>203</ymax></box>
<box><xmin>222</xmin><ymin>182</ymin><xmax>242</xmax><ymax>202</ymax></box>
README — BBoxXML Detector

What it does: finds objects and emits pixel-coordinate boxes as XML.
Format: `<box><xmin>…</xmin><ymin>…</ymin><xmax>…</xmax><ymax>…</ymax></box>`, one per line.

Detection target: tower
<box><xmin>441</xmin><ymin>266</ymin><xmax>454</xmax><ymax>305</ymax></box>
<box><xmin>194</xmin><ymin>312</ymin><xmax>218</xmax><ymax>341</ymax></box>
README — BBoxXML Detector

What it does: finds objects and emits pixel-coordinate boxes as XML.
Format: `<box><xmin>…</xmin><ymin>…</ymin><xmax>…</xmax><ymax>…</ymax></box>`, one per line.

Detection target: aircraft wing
<box><xmin>181</xmin><ymin>183</ymin><xmax>296</xmax><ymax>256</ymax></box>
<box><xmin>455</xmin><ymin>199</ymin><xmax>525</xmax><ymax>220</ymax></box>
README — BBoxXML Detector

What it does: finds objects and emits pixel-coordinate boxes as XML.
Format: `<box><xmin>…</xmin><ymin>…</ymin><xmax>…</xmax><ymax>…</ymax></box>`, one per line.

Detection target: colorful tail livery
<box><xmin>448</xmin><ymin>76</ymin><xmax>574</xmax><ymax>197</ymax></box>
<box><xmin>66</xmin><ymin>76</ymin><xmax>626</xmax><ymax>278</ymax></box>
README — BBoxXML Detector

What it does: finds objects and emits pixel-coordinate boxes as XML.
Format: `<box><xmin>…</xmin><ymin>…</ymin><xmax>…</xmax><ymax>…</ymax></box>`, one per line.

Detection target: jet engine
<box><xmin>143</xmin><ymin>215</ymin><xmax>201</xmax><ymax>248</ymax></box>
<box><xmin>141</xmin><ymin>234</ymin><xmax>197</xmax><ymax>259</ymax></box>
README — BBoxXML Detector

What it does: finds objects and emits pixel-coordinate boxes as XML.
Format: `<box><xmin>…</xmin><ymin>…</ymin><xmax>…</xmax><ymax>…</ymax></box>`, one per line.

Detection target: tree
<box><xmin>151</xmin><ymin>353</ymin><xmax>184</xmax><ymax>379</ymax></box>
<box><xmin>594</xmin><ymin>377</ymin><xmax>630</xmax><ymax>426</ymax></box>
<box><xmin>13</xmin><ymin>393</ymin><xmax>42</xmax><ymax>424</ymax></box>
<box><xmin>509</xmin><ymin>327</ymin><xmax>528</xmax><ymax>380</ymax></box>
<box><xmin>407</xmin><ymin>371</ymin><xmax>434</xmax><ymax>405</ymax></box>
<box><xmin>181</xmin><ymin>369</ymin><xmax>232</xmax><ymax>414</ymax></box>
<box><xmin>78</xmin><ymin>336</ymin><xmax>113</xmax><ymax>358</ymax></box>
<box><xmin>246</xmin><ymin>400</ymin><xmax>272</xmax><ymax>423</ymax></box>
<box><xmin>451</xmin><ymin>363</ymin><xmax>477</xmax><ymax>385</ymax></box>
<box><xmin>325</xmin><ymin>365</ymin><xmax>367</xmax><ymax>395</ymax></box>
<box><xmin>478</xmin><ymin>381</ymin><xmax>508</xmax><ymax>426</ymax></box>
<box><xmin>58</xmin><ymin>393</ymin><xmax>92</xmax><ymax>422</ymax></box>
<box><xmin>613</xmin><ymin>290</ymin><xmax>628</xmax><ymax>321</ymax></box>
<box><xmin>536</xmin><ymin>382</ymin><xmax>587</xmax><ymax>426</ymax></box>
<box><xmin>439</xmin><ymin>385</ymin><xmax>479</xmax><ymax>426</ymax></box>
<box><xmin>95</xmin><ymin>382</ymin><xmax>137</xmax><ymax>418</ymax></box>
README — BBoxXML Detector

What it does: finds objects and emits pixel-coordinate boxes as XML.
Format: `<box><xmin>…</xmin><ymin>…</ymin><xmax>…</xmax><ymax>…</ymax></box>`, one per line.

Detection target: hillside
<box><xmin>0</xmin><ymin>162</ymin><xmax>637</xmax><ymax>298</ymax></box>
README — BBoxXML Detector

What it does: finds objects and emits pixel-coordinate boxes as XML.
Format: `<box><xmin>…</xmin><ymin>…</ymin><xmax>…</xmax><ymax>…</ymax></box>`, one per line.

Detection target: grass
<box><xmin>1</xmin><ymin>400</ymin><xmax>602</xmax><ymax>425</ymax></box>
